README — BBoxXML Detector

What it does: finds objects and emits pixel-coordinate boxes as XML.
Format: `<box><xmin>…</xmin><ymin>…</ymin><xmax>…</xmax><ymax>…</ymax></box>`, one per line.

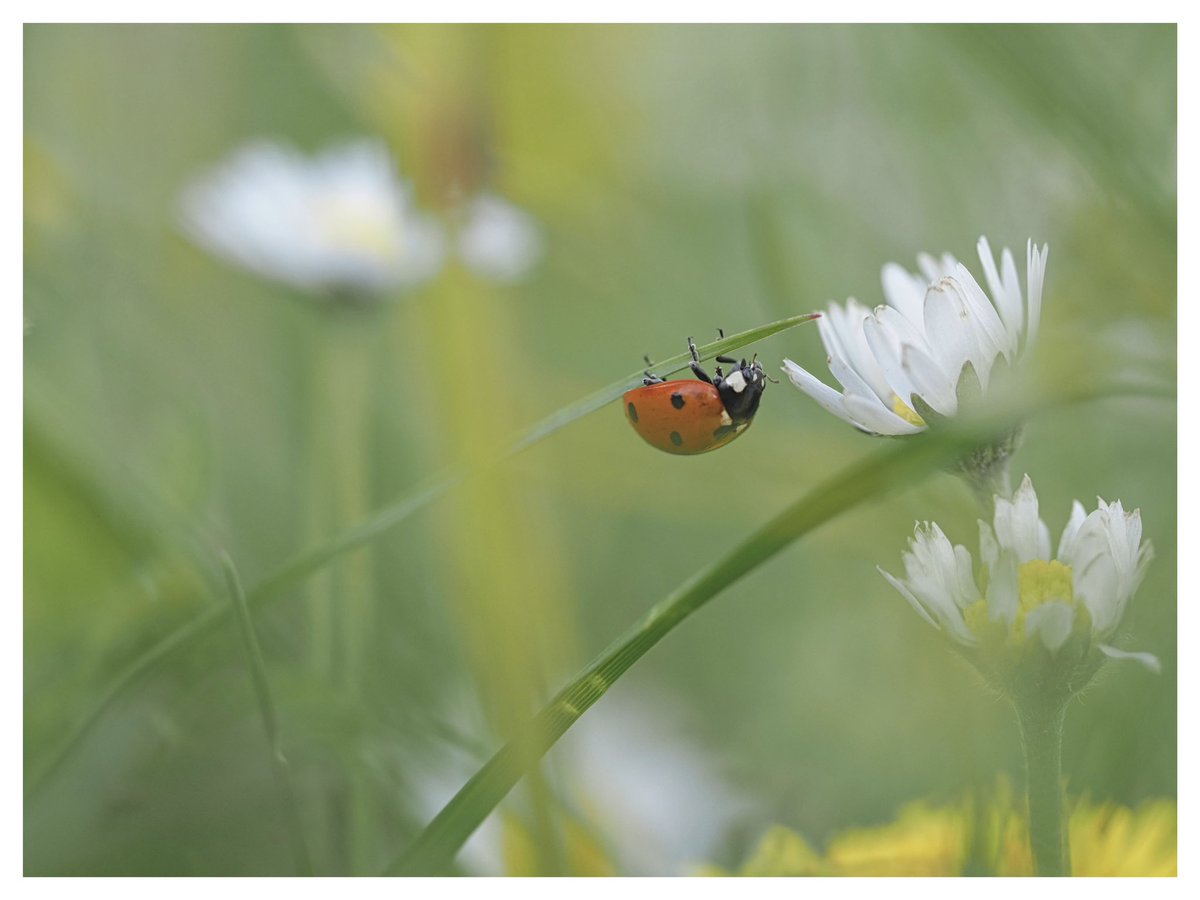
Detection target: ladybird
<box><xmin>623</xmin><ymin>336</ymin><xmax>770</xmax><ymax>455</ymax></box>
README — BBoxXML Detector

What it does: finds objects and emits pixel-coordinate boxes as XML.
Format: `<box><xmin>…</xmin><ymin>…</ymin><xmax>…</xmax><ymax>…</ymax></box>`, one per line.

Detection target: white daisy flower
<box><xmin>180</xmin><ymin>139</ymin><xmax>445</xmax><ymax>296</ymax></box>
<box><xmin>879</xmin><ymin>475</ymin><xmax>1157</xmax><ymax>678</ymax></box>
<box><xmin>412</xmin><ymin>692</ymin><xmax>750</xmax><ymax>875</ymax></box>
<box><xmin>456</xmin><ymin>192</ymin><xmax>543</xmax><ymax>283</ymax></box>
<box><xmin>783</xmin><ymin>237</ymin><xmax>1049</xmax><ymax>435</ymax></box>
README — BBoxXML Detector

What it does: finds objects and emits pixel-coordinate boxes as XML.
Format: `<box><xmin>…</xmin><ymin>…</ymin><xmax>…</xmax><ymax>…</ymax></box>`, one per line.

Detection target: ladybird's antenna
<box><xmin>717</xmin><ymin>327</ymin><xmax>725</xmax><ymax>339</ymax></box>
<box><xmin>643</xmin><ymin>354</ymin><xmax>653</xmax><ymax>367</ymax></box>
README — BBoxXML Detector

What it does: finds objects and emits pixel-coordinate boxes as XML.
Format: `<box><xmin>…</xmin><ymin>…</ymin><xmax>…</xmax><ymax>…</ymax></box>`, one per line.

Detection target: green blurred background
<box><xmin>24</xmin><ymin>24</ymin><xmax>1176</xmax><ymax>875</ymax></box>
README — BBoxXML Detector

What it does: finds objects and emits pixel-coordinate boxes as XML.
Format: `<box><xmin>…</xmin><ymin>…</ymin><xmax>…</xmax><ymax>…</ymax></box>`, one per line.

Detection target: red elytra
<box><xmin>623</xmin><ymin>380</ymin><xmax>750</xmax><ymax>456</ymax></box>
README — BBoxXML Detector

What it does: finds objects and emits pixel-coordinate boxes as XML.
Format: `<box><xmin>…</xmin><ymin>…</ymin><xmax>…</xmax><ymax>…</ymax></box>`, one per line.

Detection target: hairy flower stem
<box><xmin>1016</xmin><ymin>699</ymin><xmax>1071</xmax><ymax>876</ymax></box>
<box><xmin>954</xmin><ymin>430</ymin><xmax>1019</xmax><ymax>513</ymax></box>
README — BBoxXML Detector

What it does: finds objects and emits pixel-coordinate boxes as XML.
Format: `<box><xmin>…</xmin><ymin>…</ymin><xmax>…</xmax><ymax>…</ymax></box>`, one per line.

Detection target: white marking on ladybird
<box><xmin>719</xmin><ymin>409</ymin><xmax>733</xmax><ymax>426</ymax></box>
<box><xmin>726</xmin><ymin>370</ymin><xmax>747</xmax><ymax>393</ymax></box>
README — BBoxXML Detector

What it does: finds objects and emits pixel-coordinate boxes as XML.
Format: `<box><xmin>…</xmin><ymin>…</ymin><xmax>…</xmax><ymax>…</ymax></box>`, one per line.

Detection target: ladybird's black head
<box><xmin>716</xmin><ymin>355</ymin><xmax>768</xmax><ymax>425</ymax></box>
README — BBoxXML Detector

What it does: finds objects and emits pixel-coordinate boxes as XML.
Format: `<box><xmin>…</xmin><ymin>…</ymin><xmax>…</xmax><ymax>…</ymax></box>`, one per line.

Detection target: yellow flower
<box><xmin>500</xmin><ymin>811</ymin><xmax>617</xmax><ymax>877</ymax></box>
<box><xmin>999</xmin><ymin>798</ymin><xmax>1178</xmax><ymax>877</ymax></box>
<box><xmin>711</xmin><ymin>786</ymin><xmax>1175</xmax><ymax>877</ymax></box>
<box><xmin>705</xmin><ymin>826</ymin><xmax>824</xmax><ymax>877</ymax></box>
<box><xmin>824</xmin><ymin>803</ymin><xmax>966</xmax><ymax>876</ymax></box>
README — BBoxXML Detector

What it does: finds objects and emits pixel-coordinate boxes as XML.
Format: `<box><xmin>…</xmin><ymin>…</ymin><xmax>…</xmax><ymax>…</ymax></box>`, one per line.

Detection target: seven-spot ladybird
<box><xmin>623</xmin><ymin>335</ymin><xmax>770</xmax><ymax>455</ymax></box>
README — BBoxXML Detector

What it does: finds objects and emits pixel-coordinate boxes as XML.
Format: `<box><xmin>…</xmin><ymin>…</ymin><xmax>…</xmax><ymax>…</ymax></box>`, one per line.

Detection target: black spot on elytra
<box><xmin>627</xmin><ymin>402</ymin><xmax>639</xmax><ymax>423</ymax></box>
<box><xmin>670</xmin><ymin>392</ymin><xmax>685</xmax><ymax>409</ymax></box>
<box><xmin>712</xmin><ymin>424</ymin><xmax>738</xmax><ymax>440</ymax></box>
<box><xmin>670</xmin><ymin>431</ymin><xmax>683</xmax><ymax>446</ymax></box>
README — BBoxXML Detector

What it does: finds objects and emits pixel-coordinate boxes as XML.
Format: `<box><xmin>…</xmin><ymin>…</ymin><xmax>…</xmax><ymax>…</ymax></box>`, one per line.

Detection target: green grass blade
<box><xmin>387</xmin><ymin>379</ymin><xmax>1177</xmax><ymax>876</ymax></box>
<box><xmin>507</xmin><ymin>313</ymin><xmax>821</xmax><ymax>453</ymax></box>
<box><xmin>28</xmin><ymin>605</ymin><xmax>227</xmax><ymax>794</ymax></box>
<box><xmin>259</xmin><ymin>313</ymin><xmax>822</xmax><ymax>594</ymax></box>
<box><xmin>31</xmin><ymin>314</ymin><xmax>819</xmax><ymax>794</ymax></box>
<box><xmin>222</xmin><ymin>553</ymin><xmax>314</xmax><ymax>877</ymax></box>
<box><xmin>384</xmin><ymin>423</ymin><xmax>981</xmax><ymax>876</ymax></box>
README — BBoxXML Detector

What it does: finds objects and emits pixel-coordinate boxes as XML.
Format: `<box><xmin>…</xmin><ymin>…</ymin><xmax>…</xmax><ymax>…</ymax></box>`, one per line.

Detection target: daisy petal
<box><xmin>862</xmin><ymin>316</ymin><xmax>919</xmax><ymax>409</ymax></box>
<box><xmin>1056</xmin><ymin>500</ymin><xmax>1089</xmax><ymax>563</ymax></box>
<box><xmin>1025</xmin><ymin>601</ymin><xmax>1075</xmax><ymax>652</ymax></box>
<box><xmin>900</xmin><ymin>342</ymin><xmax>958</xmax><ymax>416</ymax></box>
<box><xmin>1026</xmin><ymin>240</ymin><xmax>1049</xmax><ymax>350</ymax></box>
<box><xmin>878</xmin><ymin>566</ymin><xmax>940</xmax><ymax>630</ymax></box>
<box><xmin>880</xmin><ymin>262</ymin><xmax>927</xmax><ymax>327</ymax></box>
<box><xmin>1098</xmin><ymin>644</ymin><xmax>1162</xmax><ymax>674</ymax></box>
<box><xmin>992</xmin><ymin>474</ymin><xmax>1049</xmax><ymax>564</ymax></box>
<box><xmin>842</xmin><ymin>392</ymin><xmax>925</xmax><ymax>436</ymax></box>
<box><xmin>977</xmin><ymin>236</ymin><xmax>1023</xmax><ymax>344</ymax></box>
<box><xmin>781</xmin><ymin>360</ymin><xmax>861</xmax><ymax>429</ymax></box>
<box><xmin>987</xmin><ymin>550</ymin><xmax>1019</xmax><ymax>626</ymax></box>
<box><xmin>923</xmin><ymin>279</ymin><xmax>975</xmax><ymax>388</ymax></box>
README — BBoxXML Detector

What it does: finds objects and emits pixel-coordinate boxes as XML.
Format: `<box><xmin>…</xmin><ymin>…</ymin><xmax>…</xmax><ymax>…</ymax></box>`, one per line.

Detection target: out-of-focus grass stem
<box><xmin>385</xmin><ymin>416</ymin><xmax>989</xmax><ymax>875</ymax></box>
<box><xmin>383</xmin><ymin>378</ymin><xmax>1174</xmax><ymax>875</ymax></box>
<box><xmin>222</xmin><ymin>552</ymin><xmax>314</xmax><ymax>877</ymax></box>
<box><xmin>30</xmin><ymin>328</ymin><xmax>1159</xmax><ymax>802</ymax></box>
<box><xmin>422</xmin><ymin>265</ymin><xmax>576</xmax><ymax>874</ymax></box>
<box><xmin>308</xmin><ymin>308</ymin><xmax>378</xmax><ymax>873</ymax></box>
<box><xmin>32</xmin><ymin>319</ymin><xmax>823</xmax><ymax>798</ymax></box>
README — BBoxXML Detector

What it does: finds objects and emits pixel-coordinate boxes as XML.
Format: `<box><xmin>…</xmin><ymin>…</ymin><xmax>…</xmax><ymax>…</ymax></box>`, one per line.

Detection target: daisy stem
<box><xmin>1015</xmin><ymin>698</ymin><xmax>1071</xmax><ymax>876</ymax></box>
<box><xmin>955</xmin><ymin>432</ymin><xmax>1016</xmax><ymax>513</ymax></box>
<box><xmin>306</xmin><ymin>309</ymin><xmax>377</xmax><ymax>873</ymax></box>
<box><xmin>326</xmin><ymin>315</ymin><xmax>376</xmax><ymax>874</ymax></box>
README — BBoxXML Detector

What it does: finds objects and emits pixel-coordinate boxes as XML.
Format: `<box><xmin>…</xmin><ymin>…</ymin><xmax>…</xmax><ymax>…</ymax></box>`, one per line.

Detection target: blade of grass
<box><xmin>384</xmin><ymin>421</ymin><xmax>984</xmax><ymax>875</ymax></box>
<box><xmin>30</xmin><ymin>314</ymin><xmax>820</xmax><ymax>794</ymax></box>
<box><xmin>383</xmin><ymin>379</ymin><xmax>1176</xmax><ymax>876</ymax></box>
<box><xmin>222</xmin><ymin>552</ymin><xmax>314</xmax><ymax>876</ymax></box>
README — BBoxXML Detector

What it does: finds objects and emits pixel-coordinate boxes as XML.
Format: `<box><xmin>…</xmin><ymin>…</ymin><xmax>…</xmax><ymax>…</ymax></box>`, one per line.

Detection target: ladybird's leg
<box><xmin>716</xmin><ymin>355</ymin><xmax>737</xmax><ymax>364</ymax></box>
<box><xmin>686</xmin><ymin>362</ymin><xmax>710</xmax><ymax>386</ymax></box>
<box><xmin>642</xmin><ymin>371</ymin><xmax>666</xmax><ymax>385</ymax></box>
<box><xmin>686</xmin><ymin>336</ymin><xmax>715</xmax><ymax>384</ymax></box>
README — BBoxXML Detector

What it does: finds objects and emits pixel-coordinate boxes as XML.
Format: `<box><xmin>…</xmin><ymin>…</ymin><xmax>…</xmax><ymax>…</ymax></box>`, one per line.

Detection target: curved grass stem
<box><xmin>28</xmin><ymin>315</ymin><xmax>819</xmax><ymax>796</ymax></box>
<box><xmin>223</xmin><ymin>553</ymin><xmax>314</xmax><ymax>876</ymax></box>
<box><xmin>384</xmin><ymin>425</ymin><xmax>984</xmax><ymax>875</ymax></box>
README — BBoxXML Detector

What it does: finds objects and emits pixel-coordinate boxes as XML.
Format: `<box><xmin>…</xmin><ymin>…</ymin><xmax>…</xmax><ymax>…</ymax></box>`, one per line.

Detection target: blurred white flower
<box><xmin>783</xmin><ymin>237</ymin><xmax>1049</xmax><ymax>435</ymax></box>
<box><xmin>879</xmin><ymin>474</ymin><xmax>1157</xmax><ymax>675</ymax></box>
<box><xmin>412</xmin><ymin>693</ymin><xmax>751</xmax><ymax>875</ymax></box>
<box><xmin>559</xmin><ymin>694</ymin><xmax>752</xmax><ymax>875</ymax></box>
<box><xmin>180</xmin><ymin>139</ymin><xmax>445</xmax><ymax>295</ymax></box>
<box><xmin>456</xmin><ymin>192</ymin><xmax>543</xmax><ymax>283</ymax></box>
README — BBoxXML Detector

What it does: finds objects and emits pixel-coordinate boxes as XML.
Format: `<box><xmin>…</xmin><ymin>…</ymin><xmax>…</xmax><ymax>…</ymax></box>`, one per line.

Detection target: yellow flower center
<box><xmin>891</xmin><ymin>394</ymin><xmax>926</xmax><ymax>427</ymax></box>
<box><xmin>315</xmin><ymin>196</ymin><xmax>401</xmax><ymax>263</ymax></box>
<box><xmin>964</xmin><ymin>559</ymin><xmax>1076</xmax><ymax>642</ymax></box>
<box><xmin>1015</xmin><ymin>559</ymin><xmax>1074</xmax><ymax>634</ymax></box>
<box><xmin>963</xmin><ymin>598</ymin><xmax>990</xmax><ymax>635</ymax></box>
